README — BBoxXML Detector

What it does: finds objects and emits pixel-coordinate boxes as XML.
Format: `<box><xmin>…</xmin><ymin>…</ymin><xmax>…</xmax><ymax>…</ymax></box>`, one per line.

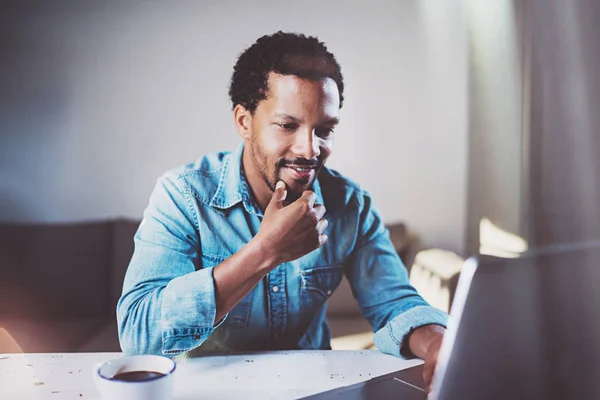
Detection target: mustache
<box><xmin>277</xmin><ymin>158</ymin><xmax>322</xmax><ymax>168</ymax></box>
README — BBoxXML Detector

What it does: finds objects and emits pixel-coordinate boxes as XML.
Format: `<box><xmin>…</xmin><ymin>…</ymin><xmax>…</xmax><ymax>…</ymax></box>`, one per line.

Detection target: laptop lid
<box><xmin>431</xmin><ymin>240</ymin><xmax>600</xmax><ymax>400</ymax></box>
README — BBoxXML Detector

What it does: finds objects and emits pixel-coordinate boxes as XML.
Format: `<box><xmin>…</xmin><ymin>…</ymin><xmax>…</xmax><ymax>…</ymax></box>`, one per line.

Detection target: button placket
<box><xmin>267</xmin><ymin>264</ymin><xmax>287</xmax><ymax>341</ymax></box>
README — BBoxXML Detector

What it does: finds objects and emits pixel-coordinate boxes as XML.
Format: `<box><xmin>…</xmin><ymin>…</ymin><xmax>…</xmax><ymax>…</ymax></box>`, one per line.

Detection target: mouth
<box><xmin>283</xmin><ymin>165</ymin><xmax>318</xmax><ymax>180</ymax></box>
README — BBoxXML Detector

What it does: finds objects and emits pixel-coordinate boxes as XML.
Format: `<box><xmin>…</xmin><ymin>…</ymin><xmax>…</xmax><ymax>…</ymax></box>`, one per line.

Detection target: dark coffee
<box><xmin>111</xmin><ymin>371</ymin><xmax>165</xmax><ymax>382</ymax></box>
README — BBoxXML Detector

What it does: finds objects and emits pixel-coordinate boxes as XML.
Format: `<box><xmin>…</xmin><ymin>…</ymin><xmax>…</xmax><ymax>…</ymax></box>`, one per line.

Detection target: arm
<box><xmin>344</xmin><ymin>191</ymin><xmax>448</xmax><ymax>391</ymax></box>
<box><xmin>344</xmin><ymin>191</ymin><xmax>448</xmax><ymax>357</ymax></box>
<box><xmin>117</xmin><ymin>178</ymin><xmax>326</xmax><ymax>356</ymax></box>
<box><xmin>214</xmin><ymin>183</ymin><xmax>329</xmax><ymax>322</ymax></box>
<box><xmin>116</xmin><ymin>174</ymin><xmax>260</xmax><ymax>356</ymax></box>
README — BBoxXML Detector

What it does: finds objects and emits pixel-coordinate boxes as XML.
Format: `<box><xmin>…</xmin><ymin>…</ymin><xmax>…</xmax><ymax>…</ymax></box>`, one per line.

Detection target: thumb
<box><xmin>266</xmin><ymin>181</ymin><xmax>287</xmax><ymax>212</ymax></box>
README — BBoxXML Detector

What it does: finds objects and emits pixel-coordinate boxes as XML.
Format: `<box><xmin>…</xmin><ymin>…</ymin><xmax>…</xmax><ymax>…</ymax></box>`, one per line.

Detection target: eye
<box><xmin>316</xmin><ymin>127</ymin><xmax>335</xmax><ymax>139</ymax></box>
<box><xmin>277</xmin><ymin>123</ymin><xmax>298</xmax><ymax>131</ymax></box>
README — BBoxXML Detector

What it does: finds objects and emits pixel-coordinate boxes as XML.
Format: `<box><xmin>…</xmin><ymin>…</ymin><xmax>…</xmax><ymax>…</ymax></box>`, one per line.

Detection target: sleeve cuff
<box><xmin>373</xmin><ymin>305</ymin><xmax>449</xmax><ymax>359</ymax></box>
<box><xmin>160</xmin><ymin>266</ymin><xmax>227</xmax><ymax>355</ymax></box>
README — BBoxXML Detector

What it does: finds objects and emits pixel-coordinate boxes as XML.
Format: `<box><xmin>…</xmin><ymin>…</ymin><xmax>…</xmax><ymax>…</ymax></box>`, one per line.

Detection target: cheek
<box><xmin>263</xmin><ymin>141</ymin><xmax>287</xmax><ymax>159</ymax></box>
<box><xmin>320</xmin><ymin>141</ymin><xmax>333</xmax><ymax>160</ymax></box>
<box><xmin>260</xmin><ymin>130</ymin><xmax>291</xmax><ymax>161</ymax></box>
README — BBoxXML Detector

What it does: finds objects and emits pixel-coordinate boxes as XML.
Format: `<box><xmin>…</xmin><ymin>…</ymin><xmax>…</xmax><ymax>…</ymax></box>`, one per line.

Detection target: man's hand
<box><xmin>256</xmin><ymin>181</ymin><xmax>328</xmax><ymax>265</ymax></box>
<box><xmin>422</xmin><ymin>334</ymin><xmax>443</xmax><ymax>397</ymax></box>
<box><xmin>407</xmin><ymin>324</ymin><xmax>445</xmax><ymax>396</ymax></box>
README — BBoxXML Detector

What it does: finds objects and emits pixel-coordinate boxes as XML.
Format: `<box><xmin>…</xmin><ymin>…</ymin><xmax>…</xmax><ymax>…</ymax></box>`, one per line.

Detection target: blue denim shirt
<box><xmin>117</xmin><ymin>142</ymin><xmax>448</xmax><ymax>358</ymax></box>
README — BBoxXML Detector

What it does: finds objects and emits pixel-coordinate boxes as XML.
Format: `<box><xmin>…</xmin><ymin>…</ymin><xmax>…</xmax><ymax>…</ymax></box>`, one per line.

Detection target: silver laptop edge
<box><xmin>429</xmin><ymin>257</ymin><xmax>478</xmax><ymax>396</ymax></box>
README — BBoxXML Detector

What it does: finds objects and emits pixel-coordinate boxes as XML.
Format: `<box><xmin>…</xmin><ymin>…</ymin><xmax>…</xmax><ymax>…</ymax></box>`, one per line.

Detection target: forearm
<box><xmin>118</xmin><ymin>263</ymin><xmax>220</xmax><ymax>356</ymax></box>
<box><xmin>117</xmin><ymin>286</ymin><xmax>165</xmax><ymax>356</ymax></box>
<box><xmin>373</xmin><ymin>305</ymin><xmax>448</xmax><ymax>359</ymax></box>
<box><xmin>213</xmin><ymin>236</ymin><xmax>278</xmax><ymax>323</ymax></box>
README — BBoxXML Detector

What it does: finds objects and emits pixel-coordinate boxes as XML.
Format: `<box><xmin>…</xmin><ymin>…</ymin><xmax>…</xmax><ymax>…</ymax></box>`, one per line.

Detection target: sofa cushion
<box><xmin>326</xmin><ymin>276</ymin><xmax>361</xmax><ymax>317</ymax></box>
<box><xmin>108</xmin><ymin>219</ymin><xmax>139</xmax><ymax>313</ymax></box>
<box><xmin>328</xmin><ymin>316</ymin><xmax>374</xmax><ymax>350</ymax></box>
<box><xmin>0</xmin><ymin>222</ymin><xmax>112</xmax><ymax>318</ymax></box>
<box><xmin>77</xmin><ymin>320</ymin><xmax>121</xmax><ymax>352</ymax></box>
<box><xmin>409</xmin><ymin>248</ymin><xmax>465</xmax><ymax>313</ymax></box>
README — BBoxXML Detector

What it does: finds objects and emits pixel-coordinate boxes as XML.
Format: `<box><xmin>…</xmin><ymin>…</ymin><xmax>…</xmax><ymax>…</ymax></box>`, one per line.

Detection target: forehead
<box><xmin>261</xmin><ymin>72</ymin><xmax>340</xmax><ymax>120</ymax></box>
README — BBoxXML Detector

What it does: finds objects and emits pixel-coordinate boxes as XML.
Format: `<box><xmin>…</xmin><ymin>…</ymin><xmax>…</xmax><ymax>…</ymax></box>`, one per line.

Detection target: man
<box><xmin>117</xmin><ymin>31</ymin><xmax>448</xmax><ymax>391</ymax></box>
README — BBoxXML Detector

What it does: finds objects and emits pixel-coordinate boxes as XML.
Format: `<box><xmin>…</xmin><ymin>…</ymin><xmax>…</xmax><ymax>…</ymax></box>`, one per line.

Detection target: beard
<box><xmin>248</xmin><ymin>139</ymin><xmax>322</xmax><ymax>203</ymax></box>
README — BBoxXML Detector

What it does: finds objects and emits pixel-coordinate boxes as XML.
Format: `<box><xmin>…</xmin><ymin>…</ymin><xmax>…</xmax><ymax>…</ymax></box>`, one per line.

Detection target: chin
<box><xmin>276</xmin><ymin>166</ymin><xmax>320</xmax><ymax>195</ymax></box>
<box><xmin>286</xmin><ymin>179</ymin><xmax>313</xmax><ymax>195</ymax></box>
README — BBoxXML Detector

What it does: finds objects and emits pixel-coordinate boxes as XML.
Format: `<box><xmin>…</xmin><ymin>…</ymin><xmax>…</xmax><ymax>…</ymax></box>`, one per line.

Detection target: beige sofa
<box><xmin>0</xmin><ymin>220</ymin><xmax>417</xmax><ymax>353</ymax></box>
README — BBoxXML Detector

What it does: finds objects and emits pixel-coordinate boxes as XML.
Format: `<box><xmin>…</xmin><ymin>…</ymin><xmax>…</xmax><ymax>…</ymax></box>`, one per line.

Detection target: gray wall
<box><xmin>0</xmin><ymin>1</ymin><xmax>468</xmax><ymax>253</ymax></box>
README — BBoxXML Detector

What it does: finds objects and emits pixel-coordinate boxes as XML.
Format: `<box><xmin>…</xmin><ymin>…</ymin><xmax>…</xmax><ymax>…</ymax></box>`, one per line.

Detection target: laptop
<box><xmin>300</xmin><ymin>363</ymin><xmax>426</xmax><ymax>399</ymax></box>
<box><xmin>305</xmin><ymin>240</ymin><xmax>600</xmax><ymax>400</ymax></box>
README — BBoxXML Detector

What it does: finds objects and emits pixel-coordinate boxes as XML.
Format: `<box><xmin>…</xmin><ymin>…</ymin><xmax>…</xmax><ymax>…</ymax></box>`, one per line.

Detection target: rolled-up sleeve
<box><xmin>117</xmin><ymin>174</ymin><xmax>225</xmax><ymax>356</ymax></box>
<box><xmin>344</xmin><ymin>191</ymin><xmax>449</xmax><ymax>359</ymax></box>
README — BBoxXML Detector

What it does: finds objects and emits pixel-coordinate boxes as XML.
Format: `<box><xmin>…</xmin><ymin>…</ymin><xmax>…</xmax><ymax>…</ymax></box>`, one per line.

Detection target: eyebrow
<box><xmin>274</xmin><ymin>112</ymin><xmax>339</xmax><ymax>125</ymax></box>
<box><xmin>274</xmin><ymin>112</ymin><xmax>302</xmax><ymax>123</ymax></box>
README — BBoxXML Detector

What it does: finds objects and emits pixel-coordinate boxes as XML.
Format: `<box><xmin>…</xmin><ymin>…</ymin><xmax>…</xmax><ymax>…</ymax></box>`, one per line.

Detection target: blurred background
<box><xmin>0</xmin><ymin>0</ymin><xmax>467</xmax><ymax>253</ymax></box>
<box><xmin>1</xmin><ymin>0</ymin><xmax>598</xmax><ymax>354</ymax></box>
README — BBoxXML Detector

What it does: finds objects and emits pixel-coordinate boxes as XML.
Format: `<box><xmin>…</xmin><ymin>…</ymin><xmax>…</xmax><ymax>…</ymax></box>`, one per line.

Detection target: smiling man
<box><xmin>117</xmin><ymin>31</ymin><xmax>448</xmax><ymax>391</ymax></box>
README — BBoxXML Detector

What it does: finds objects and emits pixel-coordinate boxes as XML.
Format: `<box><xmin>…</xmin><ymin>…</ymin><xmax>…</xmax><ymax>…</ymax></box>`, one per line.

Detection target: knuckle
<box><xmin>319</xmin><ymin>234</ymin><xmax>328</xmax><ymax>246</ymax></box>
<box><xmin>314</xmin><ymin>205</ymin><xmax>325</xmax><ymax>217</ymax></box>
<box><xmin>299</xmin><ymin>200</ymin><xmax>311</xmax><ymax>214</ymax></box>
<box><xmin>313</xmin><ymin>234</ymin><xmax>322</xmax><ymax>247</ymax></box>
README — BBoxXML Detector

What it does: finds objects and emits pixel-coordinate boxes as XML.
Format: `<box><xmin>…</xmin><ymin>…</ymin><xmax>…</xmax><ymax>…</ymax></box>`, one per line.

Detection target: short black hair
<box><xmin>228</xmin><ymin>31</ymin><xmax>344</xmax><ymax>113</ymax></box>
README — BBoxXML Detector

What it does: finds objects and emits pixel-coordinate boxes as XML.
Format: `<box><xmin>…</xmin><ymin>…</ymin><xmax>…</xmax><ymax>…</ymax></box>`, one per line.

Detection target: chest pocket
<box><xmin>300</xmin><ymin>265</ymin><xmax>344</xmax><ymax>314</ymax></box>
<box><xmin>201</xmin><ymin>253</ymin><xmax>254</xmax><ymax>329</ymax></box>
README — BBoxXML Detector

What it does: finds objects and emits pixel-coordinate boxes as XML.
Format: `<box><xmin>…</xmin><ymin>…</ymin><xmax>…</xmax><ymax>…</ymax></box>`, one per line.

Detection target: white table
<box><xmin>0</xmin><ymin>350</ymin><xmax>422</xmax><ymax>399</ymax></box>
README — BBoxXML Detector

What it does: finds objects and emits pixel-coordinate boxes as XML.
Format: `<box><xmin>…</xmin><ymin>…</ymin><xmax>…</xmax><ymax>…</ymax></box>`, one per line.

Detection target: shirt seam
<box><xmin>174</xmin><ymin>166</ymin><xmax>223</xmax><ymax>179</ymax></box>
<box><xmin>163</xmin><ymin>327</ymin><xmax>213</xmax><ymax>338</ymax></box>
<box><xmin>181</xmin><ymin>180</ymin><xmax>201</xmax><ymax>236</ymax></box>
<box><xmin>386</xmin><ymin>323</ymin><xmax>402</xmax><ymax>346</ymax></box>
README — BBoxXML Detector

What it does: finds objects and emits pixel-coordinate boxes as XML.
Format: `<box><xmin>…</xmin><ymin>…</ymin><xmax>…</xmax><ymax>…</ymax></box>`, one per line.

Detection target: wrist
<box><xmin>248</xmin><ymin>235</ymin><xmax>281</xmax><ymax>271</ymax></box>
<box><xmin>408</xmin><ymin>324</ymin><xmax>445</xmax><ymax>359</ymax></box>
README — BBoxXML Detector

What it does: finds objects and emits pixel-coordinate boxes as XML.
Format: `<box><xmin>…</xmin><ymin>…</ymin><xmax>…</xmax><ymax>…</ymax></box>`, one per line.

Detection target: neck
<box><xmin>241</xmin><ymin>146</ymin><xmax>272</xmax><ymax>212</ymax></box>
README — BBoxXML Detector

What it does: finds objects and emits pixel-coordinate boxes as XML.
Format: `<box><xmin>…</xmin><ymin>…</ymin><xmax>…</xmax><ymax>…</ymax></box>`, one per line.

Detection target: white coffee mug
<box><xmin>93</xmin><ymin>354</ymin><xmax>176</xmax><ymax>400</ymax></box>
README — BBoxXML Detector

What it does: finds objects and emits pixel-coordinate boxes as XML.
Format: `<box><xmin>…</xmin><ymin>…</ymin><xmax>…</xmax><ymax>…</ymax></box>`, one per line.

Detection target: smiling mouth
<box><xmin>287</xmin><ymin>166</ymin><xmax>315</xmax><ymax>172</ymax></box>
<box><xmin>283</xmin><ymin>165</ymin><xmax>319</xmax><ymax>181</ymax></box>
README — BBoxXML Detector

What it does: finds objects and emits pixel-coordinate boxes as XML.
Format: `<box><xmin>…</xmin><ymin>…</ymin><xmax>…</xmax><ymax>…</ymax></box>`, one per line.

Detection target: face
<box><xmin>236</xmin><ymin>72</ymin><xmax>340</xmax><ymax>204</ymax></box>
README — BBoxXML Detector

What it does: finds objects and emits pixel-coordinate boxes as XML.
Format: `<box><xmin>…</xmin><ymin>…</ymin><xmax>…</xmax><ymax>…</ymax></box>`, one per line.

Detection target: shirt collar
<box><xmin>209</xmin><ymin>141</ymin><xmax>325</xmax><ymax>215</ymax></box>
<box><xmin>209</xmin><ymin>142</ymin><xmax>247</xmax><ymax>211</ymax></box>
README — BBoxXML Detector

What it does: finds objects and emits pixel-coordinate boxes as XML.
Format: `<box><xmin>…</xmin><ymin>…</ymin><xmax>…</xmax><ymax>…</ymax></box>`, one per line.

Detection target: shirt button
<box><xmin>272</xmin><ymin>285</ymin><xmax>280</xmax><ymax>293</ymax></box>
<box><xmin>193</xmin><ymin>333</ymin><xmax>201</xmax><ymax>341</ymax></box>
<box><xmin>326</xmin><ymin>289</ymin><xmax>332</xmax><ymax>296</ymax></box>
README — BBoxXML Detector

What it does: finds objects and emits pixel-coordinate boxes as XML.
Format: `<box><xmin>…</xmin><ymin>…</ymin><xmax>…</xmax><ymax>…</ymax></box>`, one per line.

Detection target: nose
<box><xmin>292</xmin><ymin>129</ymin><xmax>321</xmax><ymax>160</ymax></box>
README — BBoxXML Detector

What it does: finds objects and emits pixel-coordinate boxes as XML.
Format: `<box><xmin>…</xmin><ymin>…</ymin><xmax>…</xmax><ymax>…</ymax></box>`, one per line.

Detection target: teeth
<box><xmin>294</xmin><ymin>167</ymin><xmax>310</xmax><ymax>172</ymax></box>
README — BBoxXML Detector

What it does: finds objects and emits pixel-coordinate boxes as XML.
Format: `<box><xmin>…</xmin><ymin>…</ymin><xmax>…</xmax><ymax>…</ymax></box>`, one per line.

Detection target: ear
<box><xmin>233</xmin><ymin>104</ymin><xmax>252</xmax><ymax>140</ymax></box>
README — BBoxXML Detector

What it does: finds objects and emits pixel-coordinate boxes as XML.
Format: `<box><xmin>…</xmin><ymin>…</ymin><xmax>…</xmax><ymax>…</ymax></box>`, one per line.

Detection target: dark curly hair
<box><xmin>229</xmin><ymin>31</ymin><xmax>344</xmax><ymax>113</ymax></box>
